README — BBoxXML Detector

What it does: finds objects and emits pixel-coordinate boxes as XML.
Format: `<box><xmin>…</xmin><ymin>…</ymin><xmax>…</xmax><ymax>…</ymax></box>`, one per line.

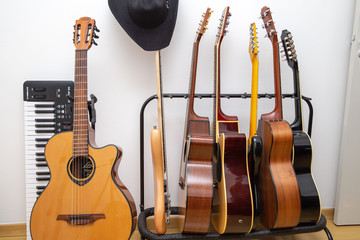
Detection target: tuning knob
<box><xmin>92</xmin><ymin>39</ymin><xmax>98</xmax><ymax>46</ymax></box>
<box><xmin>94</xmin><ymin>25</ymin><xmax>100</xmax><ymax>32</ymax></box>
<box><xmin>93</xmin><ymin>32</ymin><xmax>99</xmax><ymax>39</ymax></box>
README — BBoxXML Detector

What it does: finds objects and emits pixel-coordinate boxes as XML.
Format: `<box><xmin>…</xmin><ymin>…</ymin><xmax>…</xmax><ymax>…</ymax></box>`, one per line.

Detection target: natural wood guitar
<box><xmin>256</xmin><ymin>7</ymin><xmax>301</xmax><ymax>229</ymax></box>
<box><xmin>211</xmin><ymin>6</ymin><xmax>254</xmax><ymax>234</ymax></box>
<box><xmin>30</xmin><ymin>17</ymin><xmax>137</xmax><ymax>239</ymax></box>
<box><xmin>150</xmin><ymin>50</ymin><xmax>171</xmax><ymax>234</ymax></box>
<box><xmin>281</xmin><ymin>29</ymin><xmax>321</xmax><ymax>224</ymax></box>
<box><xmin>178</xmin><ymin>8</ymin><xmax>213</xmax><ymax>234</ymax></box>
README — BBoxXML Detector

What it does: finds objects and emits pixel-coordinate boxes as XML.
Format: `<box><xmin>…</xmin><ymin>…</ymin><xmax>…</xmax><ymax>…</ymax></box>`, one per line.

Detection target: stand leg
<box><xmin>324</xmin><ymin>227</ymin><xmax>333</xmax><ymax>240</ymax></box>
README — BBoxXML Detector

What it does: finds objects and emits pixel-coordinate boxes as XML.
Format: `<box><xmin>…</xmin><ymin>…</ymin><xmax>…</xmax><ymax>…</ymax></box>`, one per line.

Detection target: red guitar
<box><xmin>211</xmin><ymin>6</ymin><xmax>254</xmax><ymax>234</ymax></box>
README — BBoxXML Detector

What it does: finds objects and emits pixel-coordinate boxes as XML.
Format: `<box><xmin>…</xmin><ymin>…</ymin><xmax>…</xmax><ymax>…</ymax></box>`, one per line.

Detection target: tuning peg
<box><xmin>94</xmin><ymin>25</ymin><xmax>100</xmax><ymax>32</ymax></box>
<box><xmin>92</xmin><ymin>39</ymin><xmax>98</xmax><ymax>46</ymax></box>
<box><xmin>93</xmin><ymin>32</ymin><xmax>99</xmax><ymax>39</ymax></box>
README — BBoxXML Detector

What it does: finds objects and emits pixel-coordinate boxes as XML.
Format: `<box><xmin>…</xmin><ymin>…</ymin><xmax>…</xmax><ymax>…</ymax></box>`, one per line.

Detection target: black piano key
<box><xmin>35</xmin><ymin>104</ymin><xmax>54</xmax><ymax>108</ymax></box>
<box><xmin>35</xmin><ymin>144</ymin><xmax>46</xmax><ymax>148</ymax></box>
<box><xmin>36</xmin><ymin>191</ymin><xmax>43</xmax><ymax>196</ymax></box>
<box><xmin>35</xmin><ymin>119</ymin><xmax>54</xmax><ymax>123</ymax></box>
<box><xmin>35</xmin><ymin>129</ymin><xmax>55</xmax><ymax>133</ymax></box>
<box><xmin>36</xmin><ymin>171</ymin><xmax>50</xmax><ymax>176</ymax></box>
<box><xmin>35</xmin><ymin>152</ymin><xmax>45</xmax><ymax>156</ymax></box>
<box><xmin>36</xmin><ymin>157</ymin><xmax>46</xmax><ymax>162</ymax></box>
<box><xmin>36</xmin><ymin>186</ymin><xmax>46</xmax><ymax>190</ymax></box>
<box><xmin>35</xmin><ymin>110</ymin><xmax>55</xmax><ymax>114</ymax></box>
<box><xmin>36</xmin><ymin>163</ymin><xmax>48</xmax><ymax>167</ymax></box>
<box><xmin>35</xmin><ymin>138</ymin><xmax>50</xmax><ymax>142</ymax></box>
<box><xmin>36</xmin><ymin>177</ymin><xmax>50</xmax><ymax>181</ymax></box>
<box><xmin>35</xmin><ymin>124</ymin><xmax>55</xmax><ymax>128</ymax></box>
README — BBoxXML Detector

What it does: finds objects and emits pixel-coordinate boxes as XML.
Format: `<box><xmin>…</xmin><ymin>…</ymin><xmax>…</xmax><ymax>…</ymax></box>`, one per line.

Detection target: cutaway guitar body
<box><xmin>30</xmin><ymin>132</ymin><xmax>136</xmax><ymax>240</ymax></box>
<box><xmin>212</xmin><ymin>132</ymin><xmax>253</xmax><ymax>233</ymax></box>
<box><xmin>257</xmin><ymin>119</ymin><xmax>300</xmax><ymax>229</ymax></box>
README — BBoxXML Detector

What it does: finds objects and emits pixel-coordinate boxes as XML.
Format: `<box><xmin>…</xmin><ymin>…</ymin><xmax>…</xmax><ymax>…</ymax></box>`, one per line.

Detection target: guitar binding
<box><xmin>139</xmin><ymin>93</ymin><xmax>332</xmax><ymax>240</ymax></box>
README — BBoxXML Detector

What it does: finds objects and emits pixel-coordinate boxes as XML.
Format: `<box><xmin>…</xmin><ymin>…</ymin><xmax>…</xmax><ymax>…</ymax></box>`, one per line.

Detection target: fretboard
<box><xmin>186</xmin><ymin>38</ymin><xmax>201</xmax><ymax>121</ymax></box>
<box><xmin>73</xmin><ymin>50</ymin><xmax>89</xmax><ymax>157</ymax></box>
<box><xmin>261</xmin><ymin>34</ymin><xmax>283</xmax><ymax>120</ymax></box>
<box><xmin>290</xmin><ymin>62</ymin><xmax>304</xmax><ymax>131</ymax></box>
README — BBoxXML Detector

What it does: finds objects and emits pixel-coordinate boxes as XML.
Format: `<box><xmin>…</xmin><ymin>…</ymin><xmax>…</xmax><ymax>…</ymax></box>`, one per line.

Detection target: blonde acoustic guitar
<box><xmin>30</xmin><ymin>17</ymin><xmax>137</xmax><ymax>240</ymax></box>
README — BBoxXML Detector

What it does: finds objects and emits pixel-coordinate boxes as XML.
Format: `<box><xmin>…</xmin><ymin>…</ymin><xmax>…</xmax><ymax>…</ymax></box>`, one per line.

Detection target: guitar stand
<box><xmin>138</xmin><ymin>93</ymin><xmax>333</xmax><ymax>240</ymax></box>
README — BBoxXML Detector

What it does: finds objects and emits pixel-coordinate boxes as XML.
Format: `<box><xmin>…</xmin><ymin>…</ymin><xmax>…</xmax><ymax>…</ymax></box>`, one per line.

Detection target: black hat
<box><xmin>108</xmin><ymin>0</ymin><xmax>179</xmax><ymax>51</ymax></box>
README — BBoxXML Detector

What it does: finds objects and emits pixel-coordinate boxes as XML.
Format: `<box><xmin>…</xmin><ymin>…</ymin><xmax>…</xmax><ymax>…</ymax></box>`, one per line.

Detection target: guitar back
<box><xmin>257</xmin><ymin>119</ymin><xmax>300</xmax><ymax>229</ymax></box>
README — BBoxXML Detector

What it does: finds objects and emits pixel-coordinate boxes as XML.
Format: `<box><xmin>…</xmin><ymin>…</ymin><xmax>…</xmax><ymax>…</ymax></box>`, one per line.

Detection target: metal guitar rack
<box><xmin>138</xmin><ymin>93</ymin><xmax>333</xmax><ymax>240</ymax></box>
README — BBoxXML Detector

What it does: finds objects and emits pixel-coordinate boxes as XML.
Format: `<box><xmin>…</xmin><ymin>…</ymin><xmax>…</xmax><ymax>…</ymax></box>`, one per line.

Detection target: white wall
<box><xmin>0</xmin><ymin>0</ymin><xmax>354</xmax><ymax>224</ymax></box>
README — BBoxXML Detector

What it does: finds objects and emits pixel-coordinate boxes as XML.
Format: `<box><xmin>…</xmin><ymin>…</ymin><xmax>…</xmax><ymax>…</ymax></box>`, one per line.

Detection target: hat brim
<box><xmin>108</xmin><ymin>0</ymin><xmax>178</xmax><ymax>51</ymax></box>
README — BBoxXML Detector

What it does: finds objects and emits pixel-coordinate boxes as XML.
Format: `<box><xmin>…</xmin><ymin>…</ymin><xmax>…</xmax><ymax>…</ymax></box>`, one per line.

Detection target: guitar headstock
<box><xmin>73</xmin><ymin>17</ymin><xmax>100</xmax><ymax>50</ymax></box>
<box><xmin>197</xmin><ymin>8</ymin><xmax>213</xmax><ymax>36</ymax></box>
<box><xmin>260</xmin><ymin>6</ymin><xmax>277</xmax><ymax>41</ymax></box>
<box><xmin>281</xmin><ymin>29</ymin><xmax>297</xmax><ymax>68</ymax></box>
<box><xmin>215</xmin><ymin>6</ymin><xmax>231</xmax><ymax>45</ymax></box>
<box><xmin>249</xmin><ymin>23</ymin><xmax>258</xmax><ymax>61</ymax></box>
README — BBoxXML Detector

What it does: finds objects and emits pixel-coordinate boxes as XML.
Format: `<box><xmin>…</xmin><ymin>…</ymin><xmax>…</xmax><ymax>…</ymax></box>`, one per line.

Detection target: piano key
<box><xmin>35</xmin><ymin>109</ymin><xmax>55</xmax><ymax>114</ymax></box>
<box><xmin>35</xmin><ymin>104</ymin><xmax>55</xmax><ymax>108</ymax></box>
<box><xmin>35</xmin><ymin>129</ymin><xmax>55</xmax><ymax>134</ymax></box>
<box><xmin>36</xmin><ymin>171</ymin><xmax>50</xmax><ymax>176</ymax></box>
<box><xmin>35</xmin><ymin>157</ymin><xmax>46</xmax><ymax>162</ymax></box>
<box><xmin>35</xmin><ymin>124</ymin><xmax>55</xmax><ymax>128</ymax></box>
<box><xmin>35</xmin><ymin>144</ymin><xmax>46</xmax><ymax>148</ymax></box>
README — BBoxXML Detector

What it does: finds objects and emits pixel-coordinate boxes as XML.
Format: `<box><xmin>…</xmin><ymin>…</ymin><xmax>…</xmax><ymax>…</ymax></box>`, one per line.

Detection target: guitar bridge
<box><xmin>57</xmin><ymin>213</ymin><xmax>105</xmax><ymax>225</ymax></box>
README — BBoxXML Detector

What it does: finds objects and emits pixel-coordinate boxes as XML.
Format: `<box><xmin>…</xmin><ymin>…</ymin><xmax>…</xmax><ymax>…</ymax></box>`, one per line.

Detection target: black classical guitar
<box><xmin>281</xmin><ymin>29</ymin><xmax>321</xmax><ymax>224</ymax></box>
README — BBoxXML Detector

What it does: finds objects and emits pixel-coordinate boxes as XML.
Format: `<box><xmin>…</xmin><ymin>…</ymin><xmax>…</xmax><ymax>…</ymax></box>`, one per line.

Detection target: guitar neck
<box><xmin>262</xmin><ymin>38</ymin><xmax>283</xmax><ymax>120</ymax></box>
<box><xmin>290</xmin><ymin>62</ymin><xmax>304</xmax><ymax>131</ymax></box>
<box><xmin>186</xmin><ymin>38</ymin><xmax>201</xmax><ymax>122</ymax></box>
<box><xmin>73</xmin><ymin>50</ymin><xmax>89</xmax><ymax>157</ymax></box>
<box><xmin>155</xmin><ymin>50</ymin><xmax>166</xmax><ymax>169</ymax></box>
<box><xmin>249</xmin><ymin>56</ymin><xmax>259</xmax><ymax>143</ymax></box>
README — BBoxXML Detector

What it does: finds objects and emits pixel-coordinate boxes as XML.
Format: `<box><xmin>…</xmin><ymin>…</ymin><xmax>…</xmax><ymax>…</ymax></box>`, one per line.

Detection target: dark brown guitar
<box><xmin>178</xmin><ymin>8</ymin><xmax>213</xmax><ymax>234</ymax></box>
<box><xmin>256</xmin><ymin>6</ymin><xmax>301</xmax><ymax>229</ymax></box>
<box><xmin>281</xmin><ymin>29</ymin><xmax>321</xmax><ymax>224</ymax></box>
<box><xmin>211</xmin><ymin>6</ymin><xmax>254</xmax><ymax>234</ymax></box>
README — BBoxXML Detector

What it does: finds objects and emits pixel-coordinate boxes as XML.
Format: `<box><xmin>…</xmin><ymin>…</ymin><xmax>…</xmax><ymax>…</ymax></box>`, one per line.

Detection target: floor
<box><xmin>1</xmin><ymin>210</ymin><xmax>359</xmax><ymax>239</ymax></box>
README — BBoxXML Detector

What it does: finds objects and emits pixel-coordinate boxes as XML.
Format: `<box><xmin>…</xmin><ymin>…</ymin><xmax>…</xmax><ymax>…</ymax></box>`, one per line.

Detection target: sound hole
<box><xmin>70</xmin><ymin>156</ymin><xmax>94</xmax><ymax>179</ymax></box>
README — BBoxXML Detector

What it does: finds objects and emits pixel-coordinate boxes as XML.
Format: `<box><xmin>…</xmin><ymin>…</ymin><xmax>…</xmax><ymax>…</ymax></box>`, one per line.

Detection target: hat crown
<box><xmin>128</xmin><ymin>0</ymin><xmax>169</xmax><ymax>29</ymax></box>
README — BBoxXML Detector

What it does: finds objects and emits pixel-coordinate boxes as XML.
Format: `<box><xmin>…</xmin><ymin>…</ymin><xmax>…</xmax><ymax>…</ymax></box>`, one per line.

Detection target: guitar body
<box><xmin>212</xmin><ymin>131</ymin><xmax>253</xmax><ymax>234</ymax></box>
<box><xmin>293</xmin><ymin>131</ymin><xmax>321</xmax><ymax>224</ymax></box>
<box><xmin>178</xmin><ymin>135</ymin><xmax>213</xmax><ymax>233</ymax></box>
<box><xmin>257</xmin><ymin>119</ymin><xmax>300</xmax><ymax>229</ymax></box>
<box><xmin>150</xmin><ymin>128</ymin><xmax>166</xmax><ymax>234</ymax></box>
<box><xmin>30</xmin><ymin>131</ymin><xmax>136</xmax><ymax>240</ymax></box>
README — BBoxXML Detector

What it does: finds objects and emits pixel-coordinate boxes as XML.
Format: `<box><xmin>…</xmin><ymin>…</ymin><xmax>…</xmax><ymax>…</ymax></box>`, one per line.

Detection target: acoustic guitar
<box><xmin>211</xmin><ymin>6</ymin><xmax>254</xmax><ymax>234</ymax></box>
<box><xmin>256</xmin><ymin>7</ymin><xmax>301</xmax><ymax>229</ymax></box>
<box><xmin>150</xmin><ymin>50</ymin><xmax>171</xmax><ymax>234</ymax></box>
<box><xmin>178</xmin><ymin>8</ymin><xmax>213</xmax><ymax>234</ymax></box>
<box><xmin>280</xmin><ymin>29</ymin><xmax>321</xmax><ymax>224</ymax></box>
<box><xmin>30</xmin><ymin>17</ymin><xmax>137</xmax><ymax>239</ymax></box>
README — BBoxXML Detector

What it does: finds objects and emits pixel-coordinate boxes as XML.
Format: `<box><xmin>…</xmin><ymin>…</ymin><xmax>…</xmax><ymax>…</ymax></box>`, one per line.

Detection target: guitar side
<box><xmin>212</xmin><ymin>133</ymin><xmax>253</xmax><ymax>234</ymax></box>
<box><xmin>150</xmin><ymin>128</ymin><xmax>166</xmax><ymax>235</ymax></box>
<box><xmin>257</xmin><ymin>119</ymin><xmax>301</xmax><ymax>229</ymax></box>
<box><xmin>293</xmin><ymin>131</ymin><xmax>321</xmax><ymax>224</ymax></box>
<box><xmin>178</xmin><ymin>135</ymin><xmax>213</xmax><ymax>233</ymax></box>
<box><xmin>30</xmin><ymin>131</ymin><xmax>136</xmax><ymax>240</ymax></box>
